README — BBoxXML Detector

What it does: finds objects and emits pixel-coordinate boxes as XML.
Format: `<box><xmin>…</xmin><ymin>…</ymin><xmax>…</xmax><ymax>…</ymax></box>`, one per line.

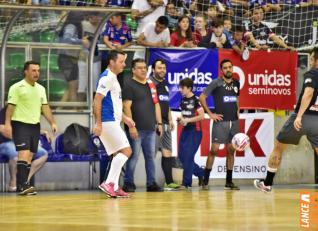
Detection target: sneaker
<box><xmin>224</xmin><ymin>182</ymin><xmax>240</xmax><ymax>190</ymax></box>
<box><xmin>122</xmin><ymin>182</ymin><xmax>136</xmax><ymax>193</ymax></box>
<box><xmin>198</xmin><ymin>176</ymin><xmax>204</xmax><ymax>187</ymax></box>
<box><xmin>254</xmin><ymin>179</ymin><xmax>272</xmax><ymax>193</ymax></box>
<box><xmin>18</xmin><ymin>183</ymin><xmax>35</xmax><ymax>196</ymax></box>
<box><xmin>164</xmin><ymin>182</ymin><xmax>180</xmax><ymax>191</ymax></box>
<box><xmin>27</xmin><ymin>187</ymin><xmax>38</xmax><ymax>196</ymax></box>
<box><xmin>179</xmin><ymin>185</ymin><xmax>192</xmax><ymax>191</ymax></box>
<box><xmin>147</xmin><ymin>183</ymin><xmax>163</xmax><ymax>192</ymax></box>
<box><xmin>99</xmin><ymin>182</ymin><xmax>117</xmax><ymax>197</ymax></box>
<box><xmin>115</xmin><ymin>187</ymin><xmax>130</xmax><ymax>198</ymax></box>
<box><xmin>201</xmin><ymin>184</ymin><xmax>209</xmax><ymax>190</ymax></box>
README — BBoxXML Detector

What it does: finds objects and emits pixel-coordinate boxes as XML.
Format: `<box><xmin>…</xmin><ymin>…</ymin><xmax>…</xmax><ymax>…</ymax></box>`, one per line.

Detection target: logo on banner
<box><xmin>300</xmin><ymin>192</ymin><xmax>318</xmax><ymax>229</ymax></box>
<box><xmin>167</xmin><ymin>68</ymin><xmax>213</xmax><ymax>85</ymax></box>
<box><xmin>233</xmin><ymin>66</ymin><xmax>292</xmax><ymax>96</ymax></box>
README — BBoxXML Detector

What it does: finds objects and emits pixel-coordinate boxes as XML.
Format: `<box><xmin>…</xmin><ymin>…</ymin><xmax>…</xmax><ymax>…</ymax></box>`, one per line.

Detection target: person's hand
<box><xmin>129</xmin><ymin>127</ymin><xmax>139</xmax><ymax>140</ymax></box>
<box><xmin>216</xmin><ymin>41</ymin><xmax>223</xmax><ymax>48</ymax></box>
<box><xmin>169</xmin><ymin>120</ymin><xmax>175</xmax><ymax>131</ymax></box>
<box><xmin>178</xmin><ymin>117</ymin><xmax>190</xmax><ymax>126</ymax></box>
<box><xmin>82</xmin><ymin>36</ymin><xmax>90</xmax><ymax>49</ymax></box>
<box><xmin>123</xmin><ymin>116</ymin><xmax>135</xmax><ymax>128</ymax></box>
<box><xmin>115</xmin><ymin>45</ymin><xmax>123</xmax><ymax>51</ymax></box>
<box><xmin>157</xmin><ymin>124</ymin><xmax>163</xmax><ymax>137</ymax></box>
<box><xmin>93</xmin><ymin>123</ymin><xmax>102</xmax><ymax>137</ymax></box>
<box><xmin>3</xmin><ymin>124</ymin><xmax>12</xmax><ymax>139</ymax></box>
<box><xmin>294</xmin><ymin>116</ymin><xmax>302</xmax><ymax>131</ymax></box>
<box><xmin>209</xmin><ymin>112</ymin><xmax>223</xmax><ymax>122</ymax></box>
<box><xmin>51</xmin><ymin>123</ymin><xmax>58</xmax><ymax>135</ymax></box>
<box><xmin>261</xmin><ymin>45</ymin><xmax>269</xmax><ymax>50</ymax></box>
<box><xmin>156</xmin><ymin>41</ymin><xmax>165</xmax><ymax>47</ymax></box>
<box><xmin>287</xmin><ymin>46</ymin><xmax>296</xmax><ymax>51</ymax></box>
<box><xmin>221</xmin><ymin>36</ymin><xmax>226</xmax><ymax>44</ymax></box>
<box><xmin>43</xmin><ymin>131</ymin><xmax>52</xmax><ymax>143</ymax></box>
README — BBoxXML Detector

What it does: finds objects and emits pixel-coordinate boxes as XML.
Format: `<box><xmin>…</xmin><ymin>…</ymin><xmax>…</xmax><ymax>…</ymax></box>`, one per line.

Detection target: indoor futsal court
<box><xmin>1</xmin><ymin>1</ymin><xmax>318</xmax><ymax>231</ymax></box>
<box><xmin>1</xmin><ymin>185</ymin><xmax>315</xmax><ymax>230</ymax></box>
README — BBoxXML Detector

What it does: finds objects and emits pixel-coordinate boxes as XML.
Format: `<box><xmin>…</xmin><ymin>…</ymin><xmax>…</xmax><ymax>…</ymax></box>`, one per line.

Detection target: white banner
<box><xmin>171</xmin><ymin>112</ymin><xmax>274</xmax><ymax>178</ymax></box>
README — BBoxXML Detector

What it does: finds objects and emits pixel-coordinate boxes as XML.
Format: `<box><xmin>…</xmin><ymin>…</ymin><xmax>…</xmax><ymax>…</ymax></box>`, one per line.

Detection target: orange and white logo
<box><xmin>300</xmin><ymin>191</ymin><xmax>318</xmax><ymax>229</ymax></box>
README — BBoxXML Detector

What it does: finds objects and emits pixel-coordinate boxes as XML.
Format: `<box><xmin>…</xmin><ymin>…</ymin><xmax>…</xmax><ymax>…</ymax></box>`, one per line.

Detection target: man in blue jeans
<box><xmin>177</xmin><ymin>78</ymin><xmax>205</xmax><ymax>189</ymax></box>
<box><xmin>122</xmin><ymin>58</ymin><xmax>163</xmax><ymax>192</ymax></box>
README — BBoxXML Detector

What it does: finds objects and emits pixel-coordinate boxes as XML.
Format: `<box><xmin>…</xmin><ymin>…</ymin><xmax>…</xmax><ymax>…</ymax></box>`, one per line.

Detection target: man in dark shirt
<box><xmin>122</xmin><ymin>58</ymin><xmax>163</xmax><ymax>192</ymax></box>
<box><xmin>150</xmin><ymin>59</ymin><xmax>180</xmax><ymax>190</ymax></box>
<box><xmin>245</xmin><ymin>7</ymin><xmax>294</xmax><ymax>50</ymax></box>
<box><xmin>178</xmin><ymin>78</ymin><xmax>205</xmax><ymax>189</ymax></box>
<box><xmin>254</xmin><ymin>48</ymin><xmax>318</xmax><ymax>193</ymax></box>
<box><xmin>199</xmin><ymin>59</ymin><xmax>240</xmax><ymax>190</ymax></box>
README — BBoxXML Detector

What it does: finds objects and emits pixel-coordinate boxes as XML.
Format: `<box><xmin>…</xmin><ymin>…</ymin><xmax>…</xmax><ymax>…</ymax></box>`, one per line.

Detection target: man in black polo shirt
<box><xmin>199</xmin><ymin>59</ymin><xmax>240</xmax><ymax>190</ymax></box>
<box><xmin>149</xmin><ymin>59</ymin><xmax>180</xmax><ymax>191</ymax></box>
<box><xmin>245</xmin><ymin>7</ymin><xmax>294</xmax><ymax>50</ymax></box>
<box><xmin>122</xmin><ymin>58</ymin><xmax>163</xmax><ymax>192</ymax></box>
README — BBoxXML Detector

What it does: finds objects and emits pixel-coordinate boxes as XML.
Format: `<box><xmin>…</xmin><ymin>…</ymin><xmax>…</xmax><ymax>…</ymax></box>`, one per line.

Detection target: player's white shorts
<box><xmin>99</xmin><ymin>122</ymin><xmax>130</xmax><ymax>155</ymax></box>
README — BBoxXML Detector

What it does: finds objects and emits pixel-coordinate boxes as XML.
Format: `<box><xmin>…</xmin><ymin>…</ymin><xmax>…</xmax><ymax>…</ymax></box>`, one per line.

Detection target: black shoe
<box><xmin>198</xmin><ymin>176</ymin><xmax>204</xmax><ymax>187</ymax></box>
<box><xmin>224</xmin><ymin>182</ymin><xmax>240</xmax><ymax>190</ymax></box>
<box><xmin>123</xmin><ymin>182</ymin><xmax>136</xmax><ymax>193</ymax></box>
<box><xmin>18</xmin><ymin>182</ymin><xmax>35</xmax><ymax>196</ymax></box>
<box><xmin>147</xmin><ymin>183</ymin><xmax>163</xmax><ymax>192</ymax></box>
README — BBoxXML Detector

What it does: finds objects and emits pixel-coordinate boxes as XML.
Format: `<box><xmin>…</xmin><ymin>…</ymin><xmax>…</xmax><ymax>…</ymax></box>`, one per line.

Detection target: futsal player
<box><xmin>93</xmin><ymin>50</ymin><xmax>135</xmax><ymax>198</ymax></box>
<box><xmin>254</xmin><ymin>48</ymin><xmax>318</xmax><ymax>193</ymax></box>
<box><xmin>199</xmin><ymin>59</ymin><xmax>240</xmax><ymax>190</ymax></box>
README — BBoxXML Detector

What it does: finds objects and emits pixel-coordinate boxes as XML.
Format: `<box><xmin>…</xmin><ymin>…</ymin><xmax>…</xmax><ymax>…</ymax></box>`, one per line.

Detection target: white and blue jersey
<box><xmin>96</xmin><ymin>69</ymin><xmax>122</xmax><ymax>122</ymax></box>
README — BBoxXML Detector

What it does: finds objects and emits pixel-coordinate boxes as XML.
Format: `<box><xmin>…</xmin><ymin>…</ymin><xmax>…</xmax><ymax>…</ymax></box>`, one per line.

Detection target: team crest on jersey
<box><xmin>305</xmin><ymin>78</ymin><xmax>312</xmax><ymax>84</ymax></box>
<box><xmin>234</xmin><ymin>86</ymin><xmax>238</xmax><ymax>93</ymax></box>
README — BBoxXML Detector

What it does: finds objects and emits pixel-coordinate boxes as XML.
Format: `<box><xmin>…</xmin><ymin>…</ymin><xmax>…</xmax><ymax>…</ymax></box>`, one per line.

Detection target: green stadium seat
<box><xmin>6</xmin><ymin>53</ymin><xmax>25</xmax><ymax>70</ymax></box>
<box><xmin>126</xmin><ymin>14</ymin><xmax>138</xmax><ymax>31</ymax></box>
<box><xmin>40</xmin><ymin>78</ymin><xmax>66</xmax><ymax>101</ymax></box>
<box><xmin>40</xmin><ymin>31</ymin><xmax>58</xmax><ymax>43</ymax></box>
<box><xmin>40</xmin><ymin>54</ymin><xmax>59</xmax><ymax>72</ymax></box>
<box><xmin>9</xmin><ymin>33</ymin><xmax>32</xmax><ymax>42</ymax></box>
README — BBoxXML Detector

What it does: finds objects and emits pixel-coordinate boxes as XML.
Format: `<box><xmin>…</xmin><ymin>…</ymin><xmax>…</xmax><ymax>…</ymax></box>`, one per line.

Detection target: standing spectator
<box><xmin>137</xmin><ymin>16</ymin><xmax>171</xmax><ymax>48</ymax></box>
<box><xmin>102</xmin><ymin>13</ymin><xmax>133</xmax><ymax>50</ymax></box>
<box><xmin>192</xmin><ymin>14</ymin><xmax>209</xmax><ymax>45</ymax></box>
<box><xmin>170</xmin><ymin>15</ymin><xmax>196</xmax><ymax>47</ymax></box>
<box><xmin>0</xmin><ymin>106</ymin><xmax>50</xmax><ymax>192</ymax></box>
<box><xmin>78</xmin><ymin>13</ymin><xmax>103</xmax><ymax>102</ymax></box>
<box><xmin>4</xmin><ymin>61</ymin><xmax>57</xmax><ymax>195</ymax></box>
<box><xmin>122</xmin><ymin>59</ymin><xmax>163</xmax><ymax>193</ymax></box>
<box><xmin>132</xmin><ymin>0</ymin><xmax>168</xmax><ymax>36</ymax></box>
<box><xmin>199</xmin><ymin>59</ymin><xmax>240</xmax><ymax>190</ymax></box>
<box><xmin>198</xmin><ymin>19</ymin><xmax>231</xmax><ymax>48</ymax></box>
<box><xmin>177</xmin><ymin>78</ymin><xmax>205</xmax><ymax>189</ymax></box>
<box><xmin>165</xmin><ymin>2</ymin><xmax>180</xmax><ymax>32</ymax></box>
<box><xmin>206</xmin><ymin>5</ymin><xmax>219</xmax><ymax>29</ymax></box>
<box><xmin>149</xmin><ymin>59</ymin><xmax>180</xmax><ymax>191</ymax></box>
<box><xmin>59</xmin><ymin>12</ymin><xmax>90</xmax><ymax>103</ymax></box>
<box><xmin>231</xmin><ymin>26</ymin><xmax>248</xmax><ymax>55</ymax></box>
<box><xmin>245</xmin><ymin>7</ymin><xmax>294</xmax><ymax>50</ymax></box>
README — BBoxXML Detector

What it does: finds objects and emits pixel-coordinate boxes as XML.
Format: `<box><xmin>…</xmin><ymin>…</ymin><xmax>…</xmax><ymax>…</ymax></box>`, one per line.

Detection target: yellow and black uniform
<box><xmin>7</xmin><ymin>79</ymin><xmax>48</xmax><ymax>153</ymax></box>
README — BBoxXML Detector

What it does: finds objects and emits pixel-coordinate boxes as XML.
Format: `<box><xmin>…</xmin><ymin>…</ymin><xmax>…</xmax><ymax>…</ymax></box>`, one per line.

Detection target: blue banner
<box><xmin>149</xmin><ymin>48</ymin><xmax>219</xmax><ymax>109</ymax></box>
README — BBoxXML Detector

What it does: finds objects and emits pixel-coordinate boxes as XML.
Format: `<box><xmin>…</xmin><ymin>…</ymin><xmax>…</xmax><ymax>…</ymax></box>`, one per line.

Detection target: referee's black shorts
<box><xmin>277</xmin><ymin>113</ymin><xmax>318</xmax><ymax>148</ymax></box>
<box><xmin>12</xmin><ymin>121</ymin><xmax>41</xmax><ymax>153</ymax></box>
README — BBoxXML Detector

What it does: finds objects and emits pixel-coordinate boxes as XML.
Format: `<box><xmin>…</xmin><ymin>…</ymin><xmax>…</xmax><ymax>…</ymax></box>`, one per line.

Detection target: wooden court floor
<box><xmin>0</xmin><ymin>185</ymin><xmax>316</xmax><ymax>231</ymax></box>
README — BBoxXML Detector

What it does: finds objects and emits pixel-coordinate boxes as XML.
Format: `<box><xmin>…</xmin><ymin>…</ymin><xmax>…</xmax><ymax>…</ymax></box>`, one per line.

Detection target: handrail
<box><xmin>0</xmin><ymin>3</ymin><xmax>132</xmax><ymax>12</ymax></box>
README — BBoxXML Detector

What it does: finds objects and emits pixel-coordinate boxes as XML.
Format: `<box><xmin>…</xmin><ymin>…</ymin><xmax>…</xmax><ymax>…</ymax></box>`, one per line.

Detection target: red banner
<box><xmin>219</xmin><ymin>50</ymin><xmax>298</xmax><ymax>110</ymax></box>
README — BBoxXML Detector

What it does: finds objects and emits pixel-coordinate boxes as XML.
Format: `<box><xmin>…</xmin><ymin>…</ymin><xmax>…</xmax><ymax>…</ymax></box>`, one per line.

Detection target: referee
<box><xmin>199</xmin><ymin>59</ymin><xmax>240</xmax><ymax>190</ymax></box>
<box><xmin>4</xmin><ymin>61</ymin><xmax>57</xmax><ymax>195</ymax></box>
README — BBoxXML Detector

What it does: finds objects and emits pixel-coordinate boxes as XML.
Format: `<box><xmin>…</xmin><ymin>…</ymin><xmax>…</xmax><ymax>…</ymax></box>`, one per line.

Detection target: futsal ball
<box><xmin>231</xmin><ymin>133</ymin><xmax>250</xmax><ymax>151</ymax></box>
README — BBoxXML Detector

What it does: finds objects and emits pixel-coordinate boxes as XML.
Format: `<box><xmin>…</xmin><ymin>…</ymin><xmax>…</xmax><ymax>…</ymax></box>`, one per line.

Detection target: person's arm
<box><xmin>182</xmin><ymin>108</ymin><xmax>205</xmax><ymax>124</ymax></box>
<box><xmin>103</xmin><ymin>36</ymin><xmax>116</xmax><ymax>49</ymax></box>
<box><xmin>155</xmin><ymin>103</ymin><xmax>163</xmax><ymax>136</ymax></box>
<box><xmin>4</xmin><ymin>105</ymin><xmax>15</xmax><ymax>139</ymax></box>
<box><xmin>232</xmin><ymin>44</ymin><xmax>244</xmax><ymax>55</ymax></box>
<box><xmin>131</xmin><ymin>8</ymin><xmax>155</xmax><ymax>20</ymax></box>
<box><xmin>244</xmin><ymin>32</ymin><xmax>261</xmax><ymax>49</ymax></box>
<box><xmin>60</xmin><ymin>24</ymin><xmax>83</xmax><ymax>45</ymax></box>
<box><xmin>93</xmin><ymin>93</ymin><xmax>104</xmax><ymax>136</ymax></box>
<box><xmin>42</xmin><ymin>105</ymin><xmax>57</xmax><ymax>134</ymax></box>
<box><xmin>294</xmin><ymin>87</ymin><xmax>314</xmax><ymax>131</ymax></box>
<box><xmin>270</xmin><ymin>34</ymin><xmax>289</xmax><ymax>49</ymax></box>
<box><xmin>137</xmin><ymin>32</ymin><xmax>162</xmax><ymax>47</ymax></box>
<box><xmin>123</xmin><ymin>100</ymin><xmax>139</xmax><ymax>140</ymax></box>
<box><xmin>168</xmin><ymin>108</ymin><xmax>174</xmax><ymax>131</ymax></box>
<box><xmin>237</xmin><ymin>96</ymin><xmax>240</xmax><ymax>119</ymax></box>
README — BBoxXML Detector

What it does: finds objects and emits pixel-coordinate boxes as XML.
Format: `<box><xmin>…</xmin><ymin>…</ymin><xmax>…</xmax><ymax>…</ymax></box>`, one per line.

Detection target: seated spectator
<box><xmin>192</xmin><ymin>14</ymin><xmax>209</xmax><ymax>45</ymax></box>
<box><xmin>223</xmin><ymin>17</ymin><xmax>233</xmax><ymax>43</ymax></box>
<box><xmin>231</xmin><ymin>26</ymin><xmax>247</xmax><ymax>55</ymax></box>
<box><xmin>0</xmin><ymin>106</ymin><xmax>50</xmax><ymax>192</ymax></box>
<box><xmin>103</xmin><ymin>13</ymin><xmax>133</xmax><ymax>50</ymax></box>
<box><xmin>206</xmin><ymin>5</ymin><xmax>219</xmax><ymax>29</ymax></box>
<box><xmin>170</xmin><ymin>15</ymin><xmax>196</xmax><ymax>48</ymax></box>
<box><xmin>132</xmin><ymin>0</ymin><xmax>168</xmax><ymax>36</ymax></box>
<box><xmin>137</xmin><ymin>16</ymin><xmax>170</xmax><ymax>47</ymax></box>
<box><xmin>198</xmin><ymin>19</ymin><xmax>231</xmax><ymax>48</ymax></box>
<box><xmin>244</xmin><ymin>7</ymin><xmax>294</xmax><ymax>50</ymax></box>
<box><xmin>165</xmin><ymin>2</ymin><xmax>180</xmax><ymax>32</ymax></box>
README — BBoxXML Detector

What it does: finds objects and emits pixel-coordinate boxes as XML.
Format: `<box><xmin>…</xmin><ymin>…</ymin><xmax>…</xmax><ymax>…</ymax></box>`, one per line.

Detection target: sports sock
<box><xmin>204</xmin><ymin>168</ymin><xmax>211</xmax><ymax>185</ymax></box>
<box><xmin>106</xmin><ymin>153</ymin><xmax>128</xmax><ymax>191</ymax></box>
<box><xmin>162</xmin><ymin>157</ymin><xmax>173</xmax><ymax>185</ymax></box>
<box><xmin>226</xmin><ymin>169</ymin><xmax>233</xmax><ymax>184</ymax></box>
<box><xmin>264</xmin><ymin>167</ymin><xmax>277</xmax><ymax>186</ymax></box>
<box><xmin>17</xmin><ymin>161</ymin><xmax>29</xmax><ymax>191</ymax></box>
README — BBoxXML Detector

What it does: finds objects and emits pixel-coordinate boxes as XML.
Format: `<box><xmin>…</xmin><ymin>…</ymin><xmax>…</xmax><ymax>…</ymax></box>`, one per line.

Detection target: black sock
<box><xmin>17</xmin><ymin>161</ymin><xmax>29</xmax><ymax>191</ymax></box>
<box><xmin>264</xmin><ymin>171</ymin><xmax>276</xmax><ymax>186</ymax></box>
<box><xmin>162</xmin><ymin>157</ymin><xmax>173</xmax><ymax>185</ymax></box>
<box><xmin>204</xmin><ymin>168</ymin><xmax>211</xmax><ymax>185</ymax></box>
<box><xmin>226</xmin><ymin>170</ymin><xmax>233</xmax><ymax>184</ymax></box>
